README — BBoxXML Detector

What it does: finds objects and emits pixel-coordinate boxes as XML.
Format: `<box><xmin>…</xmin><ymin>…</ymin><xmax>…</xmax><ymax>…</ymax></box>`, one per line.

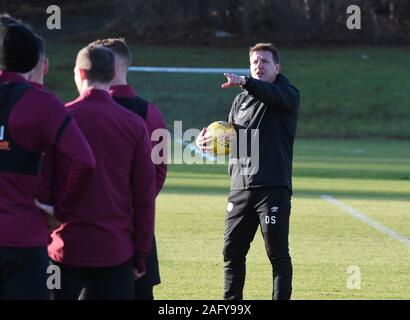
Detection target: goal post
<box><xmin>127</xmin><ymin>66</ymin><xmax>250</xmax><ymax>132</ymax></box>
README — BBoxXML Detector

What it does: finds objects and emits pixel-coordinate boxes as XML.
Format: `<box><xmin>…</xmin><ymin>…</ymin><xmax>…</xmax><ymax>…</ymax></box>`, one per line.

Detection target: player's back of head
<box><xmin>76</xmin><ymin>45</ymin><xmax>115</xmax><ymax>84</ymax></box>
<box><xmin>35</xmin><ymin>34</ymin><xmax>46</xmax><ymax>59</ymax></box>
<box><xmin>0</xmin><ymin>22</ymin><xmax>39</xmax><ymax>73</ymax></box>
<box><xmin>0</xmin><ymin>13</ymin><xmax>21</xmax><ymax>25</ymax></box>
<box><xmin>89</xmin><ymin>38</ymin><xmax>132</xmax><ymax>67</ymax></box>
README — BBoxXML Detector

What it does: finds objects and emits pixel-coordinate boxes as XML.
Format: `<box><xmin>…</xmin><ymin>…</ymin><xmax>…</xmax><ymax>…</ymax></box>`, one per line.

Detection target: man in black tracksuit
<box><xmin>198</xmin><ymin>43</ymin><xmax>299</xmax><ymax>300</ymax></box>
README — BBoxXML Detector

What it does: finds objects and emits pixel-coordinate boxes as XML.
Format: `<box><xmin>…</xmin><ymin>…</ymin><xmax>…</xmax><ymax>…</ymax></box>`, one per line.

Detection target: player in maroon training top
<box><xmin>40</xmin><ymin>44</ymin><xmax>156</xmax><ymax>300</ymax></box>
<box><xmin>0</xmin><ymin>20</ymin><xmax>95</xmax><ymax>300</ymax></box>
<box><xmin>89</xmin><ymin>37</ymin><xmax>167</xmax><ymax>300</ymax></box>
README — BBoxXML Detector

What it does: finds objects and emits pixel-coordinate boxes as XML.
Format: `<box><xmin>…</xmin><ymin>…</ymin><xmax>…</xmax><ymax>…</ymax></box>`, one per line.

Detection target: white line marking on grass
<box><xmin>321</xmin><ymin>195</ymin><xmax>410</xmax><ymax>247</ymax></box>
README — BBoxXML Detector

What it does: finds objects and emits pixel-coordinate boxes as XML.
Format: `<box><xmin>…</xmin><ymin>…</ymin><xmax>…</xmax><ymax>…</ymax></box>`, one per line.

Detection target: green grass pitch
<box><xmin>41</xmin><ymin>41</ymin><xmax>409</xmax><ymax>299</ymax></box>
<box><xmin>154</xmin><ymin>138</ymin><xmax>410</xmax><ymax>300</ymax></box>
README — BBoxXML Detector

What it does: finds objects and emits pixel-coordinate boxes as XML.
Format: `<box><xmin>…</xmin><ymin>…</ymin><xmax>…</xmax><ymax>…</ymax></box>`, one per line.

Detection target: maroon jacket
<box><xmin>28</xmin><ymin>82</ymin><xmax>44</xmax><ymax>90</ymax></box>
<box><xmin>0</xmin><ymin>71</ymin><xmax>95</xmax><ymax>247</ymax></box>
<box><xmin>109</xmin><ymin>85</ymin><xmax>167</xmax><ymax>196</ymax></box>
<box><xmin>46</xmin><ymin>88</ymin><xmax>155</xmax><ymax>267</ymax></box>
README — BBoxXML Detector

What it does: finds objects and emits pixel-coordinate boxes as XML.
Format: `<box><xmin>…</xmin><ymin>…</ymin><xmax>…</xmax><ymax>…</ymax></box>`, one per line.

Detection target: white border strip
<box><xmin>321</xmin><ymin>195</ymin><xmax>410</xmax><ymax>246</ymax></box>
<box><xmin>128</xmin><ymin>66</ymin><xmax>250</xmax><ymax>74</ymax></box>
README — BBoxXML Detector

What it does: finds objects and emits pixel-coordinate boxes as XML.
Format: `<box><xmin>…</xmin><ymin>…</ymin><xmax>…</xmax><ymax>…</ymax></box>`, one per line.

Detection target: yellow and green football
<box><xmin>205</xmin><ymin>121</ymin><xmax>236</xmax><ymax>156</ymax></box>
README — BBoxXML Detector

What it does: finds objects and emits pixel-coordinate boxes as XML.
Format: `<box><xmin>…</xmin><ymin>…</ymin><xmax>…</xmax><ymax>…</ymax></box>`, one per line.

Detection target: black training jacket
<box><xmin>227</xmin><ymin>73</ymin><xmax>300</xmax><ymax>193</ymax></box>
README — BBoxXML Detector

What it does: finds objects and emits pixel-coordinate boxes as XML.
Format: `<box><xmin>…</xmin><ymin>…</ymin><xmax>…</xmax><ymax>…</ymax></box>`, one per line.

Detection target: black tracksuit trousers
<box><xmin>223</xmin><ymin>186</ymin><xmax>293</xmax><ymax>300</ymax></box>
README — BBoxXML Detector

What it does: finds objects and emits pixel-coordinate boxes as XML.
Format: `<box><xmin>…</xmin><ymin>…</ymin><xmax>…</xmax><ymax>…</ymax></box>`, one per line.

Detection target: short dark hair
<box><xmin>35</xmin><ymin>34</ymin><xmax>45</xmax><ymax>58</ymax></box>
<box><xmin>249</xmin><ymin>43</ymin><xmax>279</xmax><ymax>64</ymax></box>
<box><xmin>76</xmin><ymin>45</ymin><xmax>115</xmax><ymax>84</ymax></box>
<box><xmin>89</xmin><ymin>38</ymin><xmax>132</xmax><ymax>66</ymax></box>
<box><xmin>0</xmin><ymin>13</ymin><xmax>20</xmax><ymax>26</ymax></box>
<box><xmin>0</xmin><ymin>23</ymin><xmax>39</xmax><ymax>73</ymax></box>
<box><xmin>1</xmin><ymin>15</ymin><xmax>46</xmax><ymax>60</ymax></box>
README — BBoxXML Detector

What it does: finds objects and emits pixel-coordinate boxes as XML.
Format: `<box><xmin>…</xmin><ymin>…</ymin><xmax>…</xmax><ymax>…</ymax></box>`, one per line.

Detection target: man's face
<box><xmin>250</xmin><ymin>50</ymin><xmax>280</xmax><ymax>83</ymax></box>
